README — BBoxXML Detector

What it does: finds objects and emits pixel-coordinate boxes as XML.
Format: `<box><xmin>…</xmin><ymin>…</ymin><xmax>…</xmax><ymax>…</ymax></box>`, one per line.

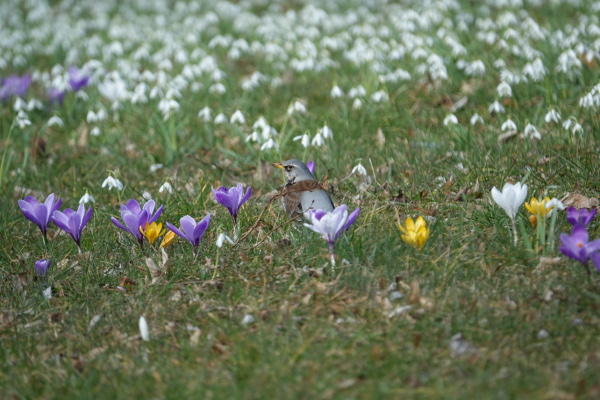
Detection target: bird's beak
<box><xmin>272</xmin><ymin>162</ymin><xmax>284</xmax><ymax>169</ymax></box>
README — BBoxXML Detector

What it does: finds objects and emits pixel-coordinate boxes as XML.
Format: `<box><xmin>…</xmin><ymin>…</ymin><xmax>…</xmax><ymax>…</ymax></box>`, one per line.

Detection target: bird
<box><xmin>273</xmin><ymin>159</ymin><xmax>335</xmax><ymax>218</ymax></box>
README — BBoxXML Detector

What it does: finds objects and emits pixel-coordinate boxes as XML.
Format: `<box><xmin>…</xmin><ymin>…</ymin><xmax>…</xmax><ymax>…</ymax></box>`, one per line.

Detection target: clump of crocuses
<box><xmin>52</xmin><ymin>204</ymin><xmax>92</xmax><ymax>252</ymax></box>
<box><xmin>111</xmin><ymin>199</ymin><xmax>163</xmax><ymax>248</ymax></box>
<box><xmin>212</xmin><ymin>183</ymin><xmax>251</xmax><ymax>239</ymax></box>
<box><xmin>18</xmin><ymin>193</ymin><xmax>62</xmax><ymax>242</ymax></box>
<box><xmin>304</xmin><ymin>205</ymin><xmax>360</xmax><ymax>269</ymax></box>
<box><xmin>35</xmin><ymin>259</ymin><xmax>51</xmax><ymax>277</ymax></box>
<box><xmin>559</xmin><ymin>207</ymin><xmax>600</xmax><ymax>275</ymax></box>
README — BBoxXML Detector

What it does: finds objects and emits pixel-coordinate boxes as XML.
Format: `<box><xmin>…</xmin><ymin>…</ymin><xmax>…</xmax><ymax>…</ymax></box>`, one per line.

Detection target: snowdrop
<box><xmin>293</xmin><ymin>134</ymin><xmax>310</xmax><ymax>148</ymax></box>
<box><xmin>544</xmin><ymin>109</ymin><xmax>561</xmax><ymax>124</ymax></box>
<box><xmin>214</xmin><ymin>113</ymin><xmax>228</xmax><ymax>124</ymax></box>
<box><xmin>488</xmin><ymin>101</ymin><xmax>506</xmax><ymax>115</ymax></box>
<box><xmin>522</xmin><ymin>123</ymin><xmax>541</xmax><ymax>140</ymax></box>
<box><xmin>443</xmin><ymin>114</ymin><xmax>459</xmax><ymax>126</ymax></box>
<box><xmin>330</xmin><ymin>85</ymin><xmax>344</xmax><ymax>98</ymax></box>
<box><xmin>470</xmin><ymin>113</ymin><xmax>484</xmax><ymax>126</ymax></box>
<box><xmin>47</xmin><ymin>116</ymin><xmax>64</xmax><ymax>127</ymax></box>
<box><xmin>198</xmin><ymin>107</ymin><xmax>212</xmax><ymax>122</ymax></box>
<box><xmin>230</xmin><ymin>110</ymin><xmax>246</xmax><ymax>124</ymax></box>
<box><xmin>501</xmin><ymin>119</ymin><xmax>517</xmax><ymax>132</ymax></box>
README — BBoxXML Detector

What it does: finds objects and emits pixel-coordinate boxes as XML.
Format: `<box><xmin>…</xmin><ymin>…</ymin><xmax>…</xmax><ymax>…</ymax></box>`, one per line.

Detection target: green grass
<box><xmin>1</xmin><ymin>0</ymin><xmax>600</xmax><ymax>399</ymax></box>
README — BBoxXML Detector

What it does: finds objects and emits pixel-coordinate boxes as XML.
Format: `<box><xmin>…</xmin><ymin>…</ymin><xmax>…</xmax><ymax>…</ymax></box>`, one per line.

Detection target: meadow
<box><xmin>1</xmin><ymin>0</ymin><xmax>600</xmax><ymax>398</ymax></box>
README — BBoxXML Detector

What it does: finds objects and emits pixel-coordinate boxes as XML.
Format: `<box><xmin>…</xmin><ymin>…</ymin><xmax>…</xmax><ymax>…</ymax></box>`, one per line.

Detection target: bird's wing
<box><xmin>282</xmin><ymin>180</ymin><xmax>325</xmax><ymax>216</ymax></box>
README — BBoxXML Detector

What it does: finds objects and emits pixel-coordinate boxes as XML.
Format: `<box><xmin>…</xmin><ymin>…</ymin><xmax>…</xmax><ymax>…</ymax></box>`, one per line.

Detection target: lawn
<box><xmin>1</xmin><ymin>0</ymin><xmax>599</xmax><ymax>399</ymax></box>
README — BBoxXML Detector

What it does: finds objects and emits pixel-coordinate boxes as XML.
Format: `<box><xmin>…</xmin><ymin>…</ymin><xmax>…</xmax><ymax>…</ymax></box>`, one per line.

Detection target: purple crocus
<box><xmin>559</xmin><ymin>225</ymin><xmax>600</xmax><ymax>273</ymax></box>
<box><xmin>1</xmin><ymin>74</ymin><xmax>31</xmax><ymax>102</ymax></box>
<box><xmin>48</xmin><ymin>87</ymin><xmax>66</xmax><ymax>105</ymax></box>
<box><xmin>67</xmin><ymin>67</ymin><xmax>90</xmax><ymax>92</ymax></box>
<box><xmin>566</xmin><ymin>207</ymin><xmax>596</xmax><ymax>227</ymax></box>
<box><xmin>304</xmin><ymin>205</ymin><xmax>360</xmax><ymax>267</ymax></box>
<box><xmin>52</xmin><ymin>204</ymin><xmax>93</xmax><ymax>252</ymax></box>
<box><xmin>35</xmin><ymin>259</ymin><xmax>51</xmax><ymax>276</ymax></box>
<box><xmin>212</xmin><ymin>183</ymin><xmax>251</xmax><ymax>225</ymax></box>
<box><xmin>306</xmin><ymin>161</ymin><xmax>315</xmax><ymax>174</ymax></box>
<box><xmin>111</xmin><ymin>199</ymin><xmax>163</xmax><ymax>247</ymax></box>
<box><xmin>18</xmin><ymin>193</ymin><xmax>62</xmax><ymax>239</ymax></box>
<box><xmin>166</xmin><ymin>214</ymin><xmax>211</xmax><ymax>257</ymax></box>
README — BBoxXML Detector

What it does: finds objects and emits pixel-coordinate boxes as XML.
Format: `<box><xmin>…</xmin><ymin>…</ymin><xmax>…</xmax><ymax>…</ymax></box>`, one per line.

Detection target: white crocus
<box><xmin>491</xmin><ymin>182</ymin><xmax>528</xmax><ymax>244</ymax></box>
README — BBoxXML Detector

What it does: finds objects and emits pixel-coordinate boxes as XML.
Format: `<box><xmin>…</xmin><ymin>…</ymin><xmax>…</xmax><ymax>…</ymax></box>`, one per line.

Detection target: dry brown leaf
<box><xmin>408</xmin><ymin>280</ymin><xmax>421</xmax><ymax>305</ymax></box>
<box><xmin>376</xmin><ymin>128</ymin><xmax>386</xmax><ymax>149</ymax></box>
<box><xmin>560</xmin><ymin>192</ymin><xmax>599</xmax><ymax>209</ymax></box>
<box><xmin>533</xmin><ymin>257</ymin><xmax>562</xmax><ymax>275</ymax></box>
<box><xmin>498</xmin><ymin>130</ymin><xmax>518</xmax><ymax>143</ymax></box>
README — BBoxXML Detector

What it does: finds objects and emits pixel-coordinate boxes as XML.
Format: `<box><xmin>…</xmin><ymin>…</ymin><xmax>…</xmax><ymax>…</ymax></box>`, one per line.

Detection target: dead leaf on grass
<box><xmin>533</xmin><ymin>257</ymin><xmax>562</xmax><ymax>275</ymax></box>
<box><xmin>560</xmin><ymin>192</ymin><xmax>599</xmax><ymax>209</ymax></box>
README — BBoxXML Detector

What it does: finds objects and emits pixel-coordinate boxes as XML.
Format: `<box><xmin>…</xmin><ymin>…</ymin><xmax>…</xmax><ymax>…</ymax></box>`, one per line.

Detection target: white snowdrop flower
<box><xmin>470</xmin><ymin>113</ymin><xmax>484</xmax><ymax>126</ymax></box>
<box><xmin>139</xmin><ymin>316</ymin><xmax>150</xmax><ymax>341</ymax></box>
<box><xmin>311</xmin><ymin>133</ymin><xmax>325</xmax><ymax>147</ymax></box>
<box><xmin>198</xmin><ymin>106</ymin><xmax>212</xmax><ymax>122</ymax></box>
<box><xmin>330</xmin><ymin>85</ymin><xmax>344</xmax><ymax>98</ymax></box>
<box><xmin>443</xmin><ymin>114</ymin><xmax>459</xmax><ymax>126</ymax></box>
<box><xmin>98</xmin><ymin>74</ymin><xmax>129</xmax><ymax>103</ymax></box>
<box><xmin>245</xmin><ymin>131</ymin><xmax>259</xmax><ymax>143</ymax></box>
<box><xmin>13</xmin><ymin>97</ymin><xmax>26</xmax><ymax>111</ymax></box>
<box><xmin>493</xmin><ymin>59</ymin><xmax>507</xmax><ymax>69</ymax></box>
<box><xmin>352</xmin><ymin>163</ymin><xmax>368</xmax><ymax>176</ymax></box>
<box><xmin>149</xmin><ymin>86</ymin><xmax>162</xmax><ymax>100</ymax></box>
<box><xmin>348</xmin><ymin>85</ymin><xmax>366</xmax><ymax>98</ymax></box>
<box><xmin>149</xmin><ymin>164</ymin><xmax>163</xmax><ymax>173</ymax></box>
<box><xmin>16</xmin><ymin>110</ymin><xmax>31</xmax><ymax>129</ymax></box>
<box><xmin>544</xmin><ymin>109</ymin><xmax>561</xmax><ymax>123</ymax></box>
<box><xmin>370</xmin><ymin>90</ymin><xmax>389</xmax><ymax>103</ymax></box>
<box><xmin>556</xmin><ymin>49</ymin><xmax>582</xmax><ymax>74</ymax></box>
<box><xmin>522</xmin><ymin>123</ymin><xmax>541</xmax><ymax>140</ymax></box>
<box><xmin>501</xmin><ymin>119</ymin><xmax>517</xmax><ymax>132</ymax></box>
<box><xmin>241</xmin><ymin>314</ymin><xmax>255</xmax><ymax>325</ymax></box>
<box><xmin>252</xmin><ymin>116</ymin><xmax>269</xmax><ymax>130</ymax></box>
<box><xmin>571</xmin><ymin>122</ymin><xmax>583</xmax><ymax>134</ymax></box>
<box><xmin>79</xmin><ymin>192</ymin><xmax>95</xmax><ymax>204</ymax></box>
<box><xmin>159</xmin><ymin>182</ymin><xmax>173</xmax><ymax>194</ymax></box>
<box><xmin>465</xmin><ymin>60</ymin><xmax>486</xmax><ymax>76</ymax></box>
<box><xmin>522</xmin><ymin>58</ymin><xmax>546</xmax><ymax>82</ymax></box>
<box><xmin>293</xmin><ymin>134</ymin><xmax>310</xmax><ymax>148</ymax></box>
<box><xmin>102</xmin><ymin>176</ymin><xmax>123</xmax><ymax>191</ymax></box>
<box><xmin>287</xmin><ymin>101</ymin><xmax>307</xmax><ymax>115</ymax></box>
<box><xmin>230</xmin><ymin>110</ymin><xmax>246</xmax><ymax>124</ymax></box>
<box><xmin>191</xmin><ymin>82</ymin><xmax>203</xmax><ymax>92</ymax></box>
<box><xmin>320</xmin><ymin>124</ymin><xmax>333</xmax><ymax>139</ymax></box>
<box><xmin>209</xmin><ymin>83</ymin><xmax>226</xmax><ymax>94</ymax></box>
<box><xmin>43</xmin><ymin>287</ymin><xmax>52</xmax><ymax>300</ymax></box>
<box><xmin>352</xmin><ymin>98</ymin><xmax>363</xmax><ymax>110</ymax></box>
<box><xmin>211</xmin><ymin>69</ymin><xmax>226</xmax><ymax>82</ymax></box>
<box><xmin>216</xmin><ymin>233</ymin><xmax>234</xmax><ymax>248</ymax></box>
<box><xmin>214</xmin><ymin>113</ymin><xmax>228</xmax><ymax>124</ymax></box>
<box><xmin>158</xmin><ymin>98</ymin><xmax>180</xmax><ymax>121</ymax></box>
<box><xmin>86</xmin><ymin>110</ymin><xmax>98</xmax><ymax>123</ymax></box>
<box><xmin>562</xmin><ymin>119</ymin><xmax>573</xmax><ymax>131</ymax></box>
<box><xmin>260</xmin><ymin>138</ymin><xmax>278</xmax><ymax>151</ymax></box>
<box><xmin>142</xmin><ymin>191</ymin><xmax>152</xmax><ymax>200</ymax></box>
<box><xmin>90</xmin><ymin>127</ymin><xmax>101</xmax><ymax>136</ymax></box>
<box><xmin>47</xmin><ymin>116</ymin><xmax>64</xmax><ymax>127</ymax></box>
<box><xmin>96</xmin><ymin>109</ymin><xmax>107</xmax><ymax>121</ymax></box>
<box><xmin>579</xmin><ymin>93</ymin><xmax>595</xmax><ymax>109</ymax></box>
<box><xmin>241</xmin><ymin>77</ymin><xmax>259</xmax><ymax>91</ymax></box>
<box><xmin>26</xmin><ymin>99</ymin><xmax>43</xmax><ymax>111</ymax></box>
<box><xmin>488</xmin><ymin>101</ymin><xmax>506</xmax><ymax>114</ymax></box>
<box><xmin>497</xmin><ymin>81</ymin><xmax>512</xmax><ymax>98</ymax></box>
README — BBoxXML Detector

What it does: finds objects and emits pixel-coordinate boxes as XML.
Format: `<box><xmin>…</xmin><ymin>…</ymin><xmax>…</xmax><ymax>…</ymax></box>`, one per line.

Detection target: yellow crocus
<box><xmin>398</xmin><ymin>216</ymin><xmax>430</xmax><ymax>249</ymax></box>
<box><xmin>160</xmin><ymin>230</ymin><xmax>176</xmax><ymax>248</ymax></box>
<box><xmin>525</xmin><ymin>197</ymin><xmax>552</xmax><ymax>226</ymax></box>
<box><xmin>140</xmin><ymin>222</ymin><xmax>166</xmax><ymax>245</ymax></box>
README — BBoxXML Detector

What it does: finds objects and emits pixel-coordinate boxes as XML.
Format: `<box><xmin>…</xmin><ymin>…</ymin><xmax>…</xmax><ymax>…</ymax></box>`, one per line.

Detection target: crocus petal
<box><xmin>179</xmin><ymin>215</ymin><xmax>197</xmax><ymax>238</ymax></box>
<box><xmin>344</xmin><ymin>208</ymin><xmax>360</xmax><ymax>231</ymax></box>
<box><xmin>166</xmin><ymin>222</ymin><xmax>188</xmax><ymax>242</ymax></box>
<box><xmin>591</xmin><ymin>251</ymin><xmax>600</xmax><ymax>272</ymax></box>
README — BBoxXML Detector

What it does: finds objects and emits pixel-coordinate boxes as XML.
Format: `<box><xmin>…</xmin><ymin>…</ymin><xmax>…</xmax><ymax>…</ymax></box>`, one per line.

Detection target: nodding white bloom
<box><xmin>16</xmin><ymin>110</ymin><xmax>31</xmax><ymax>129</ymax></box>
<box><xmin>209</xmin><ymin>83</ymin><xmax>226</xmax><ymax>94</ymax></box>
<box><xmin>149</xmin><ymin>164</ymin><xmax>163</xmax><ymax>173</ymax></box>
<box><xmin>158</xmin><ymin>98</ymin><xmax>180</xmax><ymax>121</ymax></box>
<box><xmin>488</xmin><ymin>101</ymin><xmax>506</xmax><ymax>115</ymax></box>
<box><xmin>330</xmin><ymin>85</ymin><xmax>344</xmax><ymax>98</ymax></box>
<box><xmin>522</xmin><ymin>123</ymin><xmax>541</xmax><ymax>140</ymax></box>
<box><xmin>443</xmin><ymin>114</ymin><xmax>459</xmax><ymax>126</ymax></box>
<box><xmin>470</xmin><ymin>113</ymin><xmax>484</xmax><ymax>126</ymax></box>
<box><xmin>293</xmin><ymin>134</ymin><xmax>310</xmax><ymax>148</ymax></box>
<box><xmin>98</xmin><ymin>74</ymin><xmax>129</xmax><ymax>104</ymax></box>
<box><xmin>90</xmin><ymin>127</ymin><xmax>101</xmax><ymax>136</ymax></box>
<box><xmin>370</xmin><ymin>90</ymin><xmax>389</xmax><ymax>103</ymax></box>
<box><xmin>522</xmin><ymin>58</ymin><xmax>546</xmax><ymax>82</ymax></box>
<box><xmin>348</xmin><ymin>85</ymin><xmax>366</xmax><ymax>98</ymax></box>
<box><xmin>318</xmin><ymin>124</ymin><xmax>333</xmax><ymax>139</ymax></box>
<box><xmin>311</xmin><ymin>132</ymin><xmax>325</xmax><ymax>147</ymax></box>
<box><xmin>465</xmin><ymin>60</ymin><xmax>486</xmax><ymax>76</ymax></box>
<box><xmin>13</xmin><ymin>98</ymin><xmax>26</xmax><ymax>111</ymax></box>
<box><xmin>198</xmin><ymin>106</ymin><xmax>212</xmax><ymax>122</ymax></box>
<box><xmin>79</xmin><ymin>192</ymin><xmax>96</xmax><ymax>204</ymax></box>
<box><xmin>287</xmin><ymin>100</ymin><xmax>307</xmax><ymax>115</ymax></box>
<box><xmin>260</xmin><ymin>138</ymin><xmax>278</xmax><ymax>151</ymax></box>
<box><xmin>544</xmin><ymin>109</ymin><xmax>561</xmax><ymax>124</ymax></box>
<box><xmin>47</xmin><ymin>116</ymin><xmax>64</xmax><ymax>127</ymax></box>
<box><xmin>491</xmin><ymin>182</ymin><xmax>528</xmax><ymax>221</ymax></box>
<box><xmin>216</xmin><ymin>233</ymin><xmax>234</xmax><ymax>248</ymax></box>
<box><xmin>26</xmin><ymin>99</ymin><xmax>43</xmax><ymax>111</ymax></box>
<box><xmin>352</xmin><ymin>98</ymin><xmax>363</xmax><ymax>110</ymax></box>
<box><xmin>497</xmin><ymin>81</ymin><xmax>512</xmax><ymax>98</ymax></box>
<box><xmin>352</xmin><ymin>163</ymin><xmax>368</xmax><ymax>176</ymax></box>
<box><xmin>101</xmin><ymin>176</ymin><xmax>123</xmax><ymax>191</ymax></box>
<box><xmin>501</xmin><ymin>119</ymin><xmax>517</xmax><ymax>132</ymax></box>
<box><xmin>230</xmin><ymin>110</ymin><xmax>246</xmax><ymax>124</ymax></box>
<box><xmin>139</xmin><ymin>316</ymin><xmax>150</xmax><ymax>341</ymax></box>
<box><xmin>214</xmin><ymin>113</ymin><xmax>228</xmax><ymax>124</ymax></box>
<box><xmin>159</xmin><ymin>182</ymin><xmax>173</xmax><ymax>194</ymax></box>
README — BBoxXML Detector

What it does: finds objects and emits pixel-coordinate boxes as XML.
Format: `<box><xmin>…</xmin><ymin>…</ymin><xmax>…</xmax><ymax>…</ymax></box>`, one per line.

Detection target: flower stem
<box><xmin>511</xmin><ymin>217</ymin><xmax>518</xmax><ymax>246</ymax></box>
<box><xmin>328</xmin><ymin>243</ymin><xmax>336</xmax><ymax>271</ymax></box>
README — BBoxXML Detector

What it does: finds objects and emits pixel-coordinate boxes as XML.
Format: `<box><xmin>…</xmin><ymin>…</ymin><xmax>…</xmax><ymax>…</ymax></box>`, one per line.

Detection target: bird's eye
<box><xmin>285</xmin><ymin>166</ymin><xmax>292</xmax><ymax>171</ymax></box>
